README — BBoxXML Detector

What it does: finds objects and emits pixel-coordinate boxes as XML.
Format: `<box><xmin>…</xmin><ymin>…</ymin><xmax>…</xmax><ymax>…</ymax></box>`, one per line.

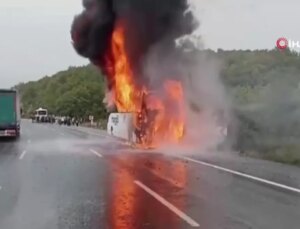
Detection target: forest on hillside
<box><xmin>15</xmin><ymin>65</ymin><xmax>107</xmax><ymax>121</ymax></box>
<box><xmin>15</xmin><ymin>49</ymin><xmax>300</xmax><ymax>164</ymax></box>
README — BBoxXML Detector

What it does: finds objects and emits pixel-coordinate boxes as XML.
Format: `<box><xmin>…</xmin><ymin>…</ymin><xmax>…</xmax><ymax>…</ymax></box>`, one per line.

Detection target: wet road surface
<box><xmin>0</xmin><ymin>120</ymin><xmax>300</xmax><ymax>229</ymax></box>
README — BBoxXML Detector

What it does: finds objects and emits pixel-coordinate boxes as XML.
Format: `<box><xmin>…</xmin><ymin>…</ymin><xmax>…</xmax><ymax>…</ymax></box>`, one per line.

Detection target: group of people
<box><xmin>57</xmin><ymin>117</ymin><xmax>80</xmax><ymax>126</ymax></box>
<box><xmin>31</xmin><ymin>115</ymin><xmax>55</xmax><ymax>123</ymax></box>
<box><xmin>31</xmin><ymin>115</ymin><xmax>81</xmax><ymax>126</ymax></box>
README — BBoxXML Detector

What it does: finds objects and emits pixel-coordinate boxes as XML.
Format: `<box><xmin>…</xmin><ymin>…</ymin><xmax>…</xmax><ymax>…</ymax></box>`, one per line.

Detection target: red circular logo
<box><xmin>276</xmin><ymin>37</ymin><xmax>288</xmax><ymax>50</ymax></box>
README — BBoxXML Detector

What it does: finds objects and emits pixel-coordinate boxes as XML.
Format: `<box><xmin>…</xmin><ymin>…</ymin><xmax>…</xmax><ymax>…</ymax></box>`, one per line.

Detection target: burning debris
<box><xmin>71</xmin><ymin>0</ymin><xmax>199</xmax><ymax>148</ymax></box>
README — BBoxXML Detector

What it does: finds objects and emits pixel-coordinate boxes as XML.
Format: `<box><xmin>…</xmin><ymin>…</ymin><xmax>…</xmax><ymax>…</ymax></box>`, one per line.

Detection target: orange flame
<box><xmin>110</xmin><ymin>24</ymin><xmax>142</xmax><ymax>112</ymax></box>
<box><xmin>107</xmin><ymin>23</ymin><xmax>185</xmax><ymax>148</ymax></box>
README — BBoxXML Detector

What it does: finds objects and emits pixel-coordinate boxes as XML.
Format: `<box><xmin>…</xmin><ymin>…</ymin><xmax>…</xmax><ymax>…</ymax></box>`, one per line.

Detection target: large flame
<box><xmin>109</xmin><ymin>24</ymin><xmax>142</xmax><ymax>113</ymax></box>
<box><xmin>106</xmin><ymin>23</ymin><xmax>185</xmax><ymax>148</ymax></box>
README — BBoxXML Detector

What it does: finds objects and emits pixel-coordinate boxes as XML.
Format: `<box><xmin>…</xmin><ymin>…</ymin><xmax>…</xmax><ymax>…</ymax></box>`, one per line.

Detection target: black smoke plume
<box><xmin>71</xmin><ymin>0</ymin><xmax>198</xmax><ymax>88</ymax></box>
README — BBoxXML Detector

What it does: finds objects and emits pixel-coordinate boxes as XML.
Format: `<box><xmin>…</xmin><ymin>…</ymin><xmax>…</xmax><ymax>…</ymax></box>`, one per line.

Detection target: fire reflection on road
<box><xmin>105</xmin><ymin>153</ymin><xmax>188</xmax><ymax>229</ymax></box>
<box><xmin>109</xmin><ymin>159</ymin><xmax>136</xmax><ymax>229</ymax></box>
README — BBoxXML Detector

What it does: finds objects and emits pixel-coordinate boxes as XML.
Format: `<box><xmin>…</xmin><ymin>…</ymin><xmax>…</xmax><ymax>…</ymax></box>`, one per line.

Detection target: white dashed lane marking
<box><xmin>135</xmin><ymin>180</ymin><xmax>200</xmax><ymax>227</ymax></box>
<box><xmin>19</xmin><ymin>150</ymin><xmax>27</xmax><ymax>160</ymax></box>
<box><xmin>89</xmin><ymin>149</ymin><xmax>103</xmax><ymax>158</ymax></box>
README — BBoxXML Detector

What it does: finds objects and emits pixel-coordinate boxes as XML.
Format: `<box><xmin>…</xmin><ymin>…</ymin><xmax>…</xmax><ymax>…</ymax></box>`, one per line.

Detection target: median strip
<box><xmin>134</xmin><ymin>180</ymin><xmax>200</xmax><ymax>227</ymax></box>
<box><xmin>89</xmin><ymin>149</ymin><xmax>103</xmax><ymax>158</ymax></box>
<box><xmin>183</xmin><ymin>156</ymin><xmax>300</xmax><ymax>194</ymax></box>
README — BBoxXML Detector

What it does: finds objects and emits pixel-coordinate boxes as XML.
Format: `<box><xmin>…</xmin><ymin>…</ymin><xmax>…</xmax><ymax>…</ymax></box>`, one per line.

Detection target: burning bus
<box><xmin>107</xmin><ymin>88</ymin><xmax>185</xmax><ymax>148</ymax></box>
<box><xmin>95</xmin><ymin>24</ymin><xmax>186</xmax><ymax>148</ymax></box>
<box><xmin>71</xmin><ymin>0</ymin><xmax>229</xmax><ymax>148</ymax></box>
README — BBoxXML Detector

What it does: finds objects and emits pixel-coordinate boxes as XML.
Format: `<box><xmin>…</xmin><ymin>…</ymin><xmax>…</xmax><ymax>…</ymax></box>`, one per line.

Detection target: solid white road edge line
<box><xmin>134</xmin><ymin>180</ymin><xmax>200</xmax><ymax>227</ymax></box>
<box><xmin>182</xmin><ymin>156</ymin><xmax>300</xmax><ymax>194</ymax></box>
<box><xmin>89</xmin><ymin>149</ymin><xmax>103</xmax><ymax>158</ymax></box>
<box><xmin>19</xmin><ymin>150</ymin><xmax>27</xmax><ymax>160</ymax></box>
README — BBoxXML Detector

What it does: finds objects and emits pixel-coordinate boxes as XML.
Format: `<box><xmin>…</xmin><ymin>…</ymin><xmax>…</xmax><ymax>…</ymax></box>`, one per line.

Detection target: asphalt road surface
<box><xmin>0</xmin><ymin>120</ymin><xmax>300</xmax><ymax>229</ymax></box>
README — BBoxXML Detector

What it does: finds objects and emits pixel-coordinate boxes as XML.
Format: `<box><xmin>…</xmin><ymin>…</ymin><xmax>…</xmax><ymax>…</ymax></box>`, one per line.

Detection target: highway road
<box><xmin>0</xmin><ymin>120</ymin><xmax>300</xmax><ymax>229</ymax></box>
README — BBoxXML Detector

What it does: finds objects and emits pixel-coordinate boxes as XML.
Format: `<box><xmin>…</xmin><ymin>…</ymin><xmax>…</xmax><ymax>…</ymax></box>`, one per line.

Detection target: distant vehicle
<box><xmin>0</xmin><ymin>89</ymin><xmax>21</xmax><ymax>138</ymax></box>
<box><xmin>33</xmin><ymin>107</ymin><xmax>48</xmax><ymax>123</ymax></box>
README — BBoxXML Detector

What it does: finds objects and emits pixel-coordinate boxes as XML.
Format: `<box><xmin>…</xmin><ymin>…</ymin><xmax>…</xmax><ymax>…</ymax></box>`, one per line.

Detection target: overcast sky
<box><xmin>0</xmin><ymin>0</ymin><xmax>299</xmax><ymax>88</ymax></box>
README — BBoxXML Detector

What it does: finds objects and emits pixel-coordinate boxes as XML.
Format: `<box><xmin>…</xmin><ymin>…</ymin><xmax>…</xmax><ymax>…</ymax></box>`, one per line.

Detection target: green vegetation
<box><xmin>219</xmin><ymin>49</ymin><xmax>300</xmax><ymax>165</ymax></box>
<box><xmin>15</xmin><ymin>48</ymin><xmax>300</xmax><ymax>165</ymax></box>
<box><xmin>15</xmin><ymin>65</ymin><xmax>108</xmax><ymax>122</ymax></box>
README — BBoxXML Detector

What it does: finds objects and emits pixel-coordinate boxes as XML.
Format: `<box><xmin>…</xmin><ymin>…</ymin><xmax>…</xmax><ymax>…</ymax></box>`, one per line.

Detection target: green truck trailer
<box><xmin>0</xmin><ymin>89</ymin><xmax>21</xmax><ymax>138</ymax></box>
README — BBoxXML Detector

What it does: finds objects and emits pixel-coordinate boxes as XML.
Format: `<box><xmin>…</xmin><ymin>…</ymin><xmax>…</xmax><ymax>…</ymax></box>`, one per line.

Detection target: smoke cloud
<box><xmin>71</xmin><ymin>0</ymin><xmax>198</xmax><ymax>88</ymax></box>
<box><xmin>72</xmin><ymin>0</ymin><xmax>230</xmax><ymax>150</ymax></box>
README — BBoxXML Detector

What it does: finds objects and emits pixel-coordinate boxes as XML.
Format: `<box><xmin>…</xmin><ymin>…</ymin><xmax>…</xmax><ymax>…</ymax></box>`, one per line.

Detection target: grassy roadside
<box><xmin>242</xmin><ymin>147</ymin><xmax>300</xmax><ymax>166</ymax></box>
